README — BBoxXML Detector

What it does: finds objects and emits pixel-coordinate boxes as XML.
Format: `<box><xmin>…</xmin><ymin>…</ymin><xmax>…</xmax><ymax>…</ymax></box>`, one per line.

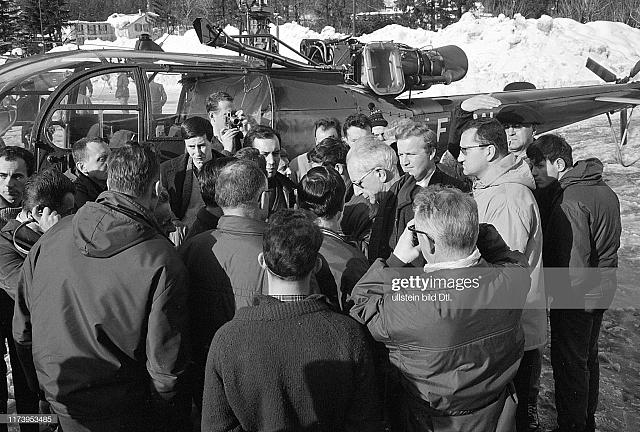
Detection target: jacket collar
<box><xmin>216</xmin><ymin>214</ymin><xmax>267</xmax><ymax>235</ymax></box>
<box><xmin>423</xmin><ymin>247</ymin><xmax>481</xmax><ymax>273</ymax></box>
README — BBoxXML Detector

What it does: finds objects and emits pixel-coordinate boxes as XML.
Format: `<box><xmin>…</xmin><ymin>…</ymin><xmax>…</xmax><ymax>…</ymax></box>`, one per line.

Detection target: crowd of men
<box><xmin>0</xmin><ymin>88</ymin><xmax>621</xmax><ymax>432</ymax></box>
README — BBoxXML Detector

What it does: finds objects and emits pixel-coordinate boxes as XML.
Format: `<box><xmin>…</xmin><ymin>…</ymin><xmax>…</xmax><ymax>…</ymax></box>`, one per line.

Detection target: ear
<box><xmin>28</xmin><ymin>205</ymin><xmax>39</xmax><ymax>222</ymax></box>
<box><xmin>313</xmin><ymin>256</ymin><xmax>323</xmax><ymax>274</ymax></box>
<box><xmin>377</xmin><ymin>168</ymin><xmax>389</xmax><ymax>183</ymax></box>
<box><xmin>106</xmin><ymin>177</ymin><xmax>111</xmax><ymax>190</ymax></box>
<box><xmin>75</xmin><ymin>161</ymin><xmax>84</xmax><ymax>174</ymax></box>
<box><xmin>554</xmin><ymin>158</ymin><xmax>566</xmax><ymax>172</ymax></box>
<box><xmin>258</xmin><ymin>252</ymin><xmax>267</xmax><ymax>270</ymax></box>
<box><xmin>334</xmin><ymin>163</ymin><xmax>344</xmax><ymax>175</ymax></box>
<box><xmin>428</xmin><ymin>147</ymin><xmax>437</xmax><ymax>161</ymax></box>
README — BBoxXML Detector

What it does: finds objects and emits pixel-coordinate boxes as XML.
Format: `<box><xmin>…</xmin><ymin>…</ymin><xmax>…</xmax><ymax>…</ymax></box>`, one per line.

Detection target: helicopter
<box><xmin>0</xmin><ymin>0</ymin><xmax>639</xmax><ymax>170</ymax></box>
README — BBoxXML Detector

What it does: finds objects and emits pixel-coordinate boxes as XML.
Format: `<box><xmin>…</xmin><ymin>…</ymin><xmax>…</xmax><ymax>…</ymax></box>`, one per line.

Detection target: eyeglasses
<box><xmin>352</xmin><ymin>167</ymin><xmax>380</xmax><ymax>189</ymax></box>
<box><xmin>408</xmin><ymin>225</ymin><xmax>434</xmax><ymax>244</ymax></box>
<box><xmin>459</xmin><ymin>144</ymin><xmax>491</xmax><ymax>155</ymax></box>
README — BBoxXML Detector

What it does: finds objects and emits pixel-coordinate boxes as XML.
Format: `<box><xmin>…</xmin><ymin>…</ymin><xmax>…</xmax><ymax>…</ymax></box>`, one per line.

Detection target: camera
<box><xmin>225</xmin><ymin>111</ymin><xmax>243</xmax><ymax>129</ymax></box>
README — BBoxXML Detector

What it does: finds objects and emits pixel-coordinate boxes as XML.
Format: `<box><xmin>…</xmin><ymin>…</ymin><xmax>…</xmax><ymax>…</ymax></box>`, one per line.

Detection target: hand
<box><xmin>220</xmin><ymin>128</ymin><xmax>241</xmax><ymax>153</ymax></box>
<box><xmin>461</xmin><ymin>94</ymin><xmax>502</xmax><ymax>112</ymax></box>
<box><xmin>34</xmin><ymin>206</ymin><xmax>61</xmax><ymax>233</ymax></box>
<box><xmin>393</xmin><ymin>220</ymin><xmax>421</xmax><ymax>264</ymax></box>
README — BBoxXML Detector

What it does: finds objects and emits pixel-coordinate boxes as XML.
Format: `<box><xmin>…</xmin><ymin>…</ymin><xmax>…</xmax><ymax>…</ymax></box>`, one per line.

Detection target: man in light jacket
<box><xmin>458</xmin><ymin>117</ymin><xmax>546</xmax><ymax>432</ymax></box>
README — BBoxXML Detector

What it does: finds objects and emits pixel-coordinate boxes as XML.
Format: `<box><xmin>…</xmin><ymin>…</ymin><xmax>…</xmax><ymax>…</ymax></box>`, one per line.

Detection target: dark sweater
<box><xmin>202</xmin><ymin>294</ymin><xmax>383</xmax><ymax>432</ymax></box>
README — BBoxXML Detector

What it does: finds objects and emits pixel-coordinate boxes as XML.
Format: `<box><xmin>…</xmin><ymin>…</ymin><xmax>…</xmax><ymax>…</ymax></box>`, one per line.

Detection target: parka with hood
<box><xmin>543</xmin><ymin>158</ymin><xmax>621</xmax><ymax>310</ymax></box>
<box><xmin>473</xmin><ymin>153</ymin><xmax>547</xmax><ymax>350</ymax></box>
<box><xmin>12</xmin><ymin>191</ymin><xmax>190</xmax><ymax>423</ymax></box>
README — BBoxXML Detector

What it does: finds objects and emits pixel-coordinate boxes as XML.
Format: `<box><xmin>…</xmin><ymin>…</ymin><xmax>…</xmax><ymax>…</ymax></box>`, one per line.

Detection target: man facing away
<box><xmin>0</xmin><ymin>147</ymin><xmax>35</xmax><ymax>227</ymax></box>
<box><xmin>185</xmin><ymin>156</ymin><xmax>236</xmax><ymax>240</ymax></box>
<box><xmin>179</xmin><ymin>159</ymin><xmax>270</xmax><ymax>409</ymax></box>
<box><xmin>528</xmin><ymin>135</ymin><xmax>621</xmax><ymax>432</ymax></box>
<box><xmin>297</xmin><ymin>166</ymin><xmax>369</xmax><ymax>311</ymax></box>
<box><xmin>72</xmin><ymin>137</ymin><xmax>110</xmax><ymax>209</ymax></box>
<box><xmin>0</xmin><ymin>169</ymin><xmax>74</xmax><ymax>432</ymax></box>
<box><xmin>458</xmin><ymin>118</ymin><xmax>546</xmax><ymax>432</ymax></box>
<box><xmin>13</xmin><ymin>145</ymin><xmax>191</xmax><ymax>432</ymax></box>
<box><xmin>350</xmin><ymin>186</ymin><xmax>530</xmax><ymax>431</ymax></box>
<box><xmin>289</xmin><ymin>117</ymin><xmax>341</xmax><ymax>183</ymax></box>
<box><xmin>202</xmin><ymin>209</ymin><xmax>383</xmax><ymax>432</ymax></box>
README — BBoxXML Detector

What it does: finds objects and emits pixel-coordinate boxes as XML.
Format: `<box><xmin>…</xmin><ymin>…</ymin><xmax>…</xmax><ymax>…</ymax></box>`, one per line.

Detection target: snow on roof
<box><xmin>107</xmin><ymin>12</ymin><xmax>149</xmax><ymax>30</ymax></box>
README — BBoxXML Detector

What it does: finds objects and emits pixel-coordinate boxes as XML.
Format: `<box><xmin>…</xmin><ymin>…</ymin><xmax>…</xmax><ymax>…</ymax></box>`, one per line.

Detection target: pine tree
<box><xmin>21</xmin><ymin>0</ymin><xmax>70</xmax><ymax>43</ymax></box>
<box><xmin>0</xmin><ymin>0</ymin><xmax>20</xmax><ymax>47</ymax></box>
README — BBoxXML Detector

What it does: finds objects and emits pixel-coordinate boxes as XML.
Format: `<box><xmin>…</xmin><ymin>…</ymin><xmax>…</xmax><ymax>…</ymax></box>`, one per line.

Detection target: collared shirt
<box><xmin>415</xmin><ymin>167</ymin><xmax>437</xmax><ymax>189</ymax></box>
<box><xmin>270</xmin><ymin>294</ymin><xmax>308</xmax><ymax>303</ymax></box>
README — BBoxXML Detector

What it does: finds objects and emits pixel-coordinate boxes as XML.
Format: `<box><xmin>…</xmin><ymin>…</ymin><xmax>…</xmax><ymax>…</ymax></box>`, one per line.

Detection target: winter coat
<box><xmin>179</xmin><ymin>215</ymin><xmax>339</xmax><ymax>405</ymax></box>
<box><xmin>73</xmin><ymin>171</ymin><xmax>107</xmax><ymax>209</ymax></box>
<box><xmin>543</xmin><ymin>158</ymin><xmax>621</xmax><ymax>310</ymax></box>
<box><xmin>12</xmin><ymin>191</ymin><xmax>190</xmax><ymax>420</ymax></box>
<box><xmin>473</xmin><ymin>153</ymin><xmax>547</xmax><ymax>350</ymax></box>
<box><xmin>368</xmin><ymin>170</ymin><xmax>469</xmax><ymax>264</ymax></box>
<box><xmin>350</xmin><ymin>224</ymin><xmax>529</xmax><ymax>431</ymax></box>
<box><xmin>319</xmin><ymin>228</ymin><xmax>369</xmax><ymax>311</ymax></box>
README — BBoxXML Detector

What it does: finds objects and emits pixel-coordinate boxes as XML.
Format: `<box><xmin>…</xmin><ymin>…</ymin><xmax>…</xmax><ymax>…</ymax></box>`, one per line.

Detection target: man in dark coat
<box><xmin>0</xmin><ymin>147</ymin><xmax>35</xmax><ymax>227</ymax></box>
<box><xmin>385</xmin><ymin>120</ymin><xmax>469</xmax><ymax>253</ymax></box>
<box><xmin>13</xmin><ymin>145</ymin><xmax>190</xmax><ymax>432</ymax></box>
<box><xmin>297</xmin><ymin>166</ymin><xmax>369</xmax><ymax>311</ymax></box>
<box><xmin>529</xmin><ymin>135</ymin><xmax>621</xmax><ymax>432</ymax></box>
<box><xmin>72</xmin><ymin>137</ymin><xmax>110</xmax><ymax>209</ymax></box>
<box><xmin>185</xmin><ymin>156</ymin><xmax>235</xmax><ymax>240</ymax></box>
<box><xmin>0</xmin><ymin>169</ymin><xmax>74</xmax><ymax>432</ymax></box>
<box><xmin>244</xmin><ymin>125</ymin><xmax>296</xmax><ymax>214</ymax></box>
<box><xmin>350</xmin><ymin>186</ymin><xmax>530</xmax><ymax>432</ymax></box>
<box><xmin>202</xmin><ymin>209</ymin><xmax>383</xmax><ymax>432</ymax></box>
<box><xmin>160</xmin><ymin>116</ymin><xmax>224</xmax><ymax>230</ymax></box>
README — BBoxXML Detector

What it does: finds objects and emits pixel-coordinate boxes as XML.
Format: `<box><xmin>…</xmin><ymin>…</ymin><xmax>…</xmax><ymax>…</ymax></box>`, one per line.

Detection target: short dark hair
<box><xmin>72</xmin><ymin>137</ymin><xmax>109</xmax><ymax>164</ymax></box>
<box><xmin>205</xmin><ymin>91</ymin><xmax>234</xmax><ymax>114</ymax></box>
<box><xmin>181</xmin><ymin>116</ymin><xmax>214</xmax><ymax>142</ymax></box>
<box><xmin>215</xmin><ymin>160</ymin><xmax>267</xmax><ymax>208</ymax></box>
<box><xmin>198</xmin><ymin>157</ymin><xmax>236</xmax><ymax>206</ymax></box>
<box><xmin>528</xmin><ymin>134</ymin><xmax>573</xmax><ymax>167</ymax></box>
<box><xmin>263</xmin><ymin>209</ymin><xmax>323</xmax><ymax>281</ymax></box>
<box><xmin>342</xmin><ymin>113</ymin><xmax>372</xmax><ymax>137</ymax></box>
<box><xmin>23</xmin><ymin>168</ymin><xmax>75</xmax><ymax>213</ymax></box>
<box><xmin>107</xmin><ymin>145</ymin><xmax>160</xmax><ymax>197</ymax></box>
<box><xmin>460</xmin><ymin>118</ymin><xmax>508</xmax><ymax>157</ymax></box>
<box><xmin>314</xmin><ymin>118</ymin><xmax>341</xmax><ymax>138</ymax></box>
<box><xmin>0</xmin><ymin>146</ymin><xmax>35</xmax><ymax>176</ymax></box>
<box><xmin>243</xmin><ymin>125</ymin><xmax>281</xmax><ymax>149</ymax></box>
<box><xmin>234</xmin><ymin>147</ymin><xmax>267</xmax><ymax>173</ymax></box>
<box><xmin>307</xmin><ymin>137</ymin><xmax>349</xmax><ymax>166</ymax></box>
<box><xmin>297</xmin><ymin>166</ymin><xmax>346</xmax><ymax>220</ymax></box>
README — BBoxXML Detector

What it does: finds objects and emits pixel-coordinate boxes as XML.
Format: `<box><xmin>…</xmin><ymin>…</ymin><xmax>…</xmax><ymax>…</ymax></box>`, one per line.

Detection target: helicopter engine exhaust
<box><xmin>301</xmin><ymin>39</ymin><xmax>468</xmax><ymax>96</ymax></box>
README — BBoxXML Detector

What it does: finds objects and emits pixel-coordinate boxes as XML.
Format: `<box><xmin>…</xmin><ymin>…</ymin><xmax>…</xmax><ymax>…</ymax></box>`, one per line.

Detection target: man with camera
<box><xmin>206</xmin><ymin>91</ymin><xmax>245</xmax><ymax>155</ymax></box>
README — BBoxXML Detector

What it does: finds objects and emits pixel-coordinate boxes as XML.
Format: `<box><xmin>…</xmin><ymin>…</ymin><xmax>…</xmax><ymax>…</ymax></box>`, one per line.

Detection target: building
<box><xmin>107</xmin><ymin>11</ymin><xmax>157</xmax><ymax>40</ymax></box>
<box><xmin>66</xmin><ymin>21</ymin><xmax>117</xmax><ymax>44</ymax></box>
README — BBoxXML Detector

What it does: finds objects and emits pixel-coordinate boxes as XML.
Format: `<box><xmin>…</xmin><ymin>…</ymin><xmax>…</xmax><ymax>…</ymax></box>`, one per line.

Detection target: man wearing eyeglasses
<box><xmin>458</xmin><ymin>118</ymin><xmax>546</xmax><ymax>432</ymax></box>
<box><xmin>350</xmin><ymin>186</ymin><xmax>530</xmax><ymax>431</ymax></box>
<box><xmin>346</xmin><ymin>137</ymin><xmax>400</xmax><ymax>261</ymax></box>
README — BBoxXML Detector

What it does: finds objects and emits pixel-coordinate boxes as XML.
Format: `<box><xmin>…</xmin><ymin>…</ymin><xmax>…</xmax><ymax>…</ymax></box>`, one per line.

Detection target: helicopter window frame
<box><xmin>36</xmin><ymin>65</ymin><xmax>147</xmax><ymax>150</ymax></box>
